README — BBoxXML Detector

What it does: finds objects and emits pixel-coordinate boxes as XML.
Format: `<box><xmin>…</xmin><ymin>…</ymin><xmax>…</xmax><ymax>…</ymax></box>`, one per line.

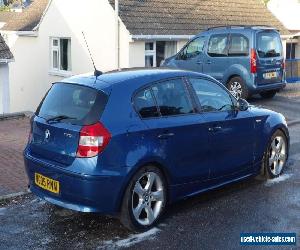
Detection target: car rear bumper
<box><xmin>24</xmin><ymin>149</ymin><xmax>125</xmax><ymax>215</ymax></box>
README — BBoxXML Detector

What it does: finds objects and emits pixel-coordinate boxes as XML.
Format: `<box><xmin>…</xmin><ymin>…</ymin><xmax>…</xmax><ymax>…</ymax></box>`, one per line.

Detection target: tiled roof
<box><xmin>109</xmin><ymin>0</ymin><xmax>290</xmax><ymax>36</ymax></box>
<box><xmin>0</xmin><ymin>33</ymin><xmax>13</xmax><ymax>61</ymax></box>
<box><xmin>0</xmin><ymin>0</ymin><xmax>49</xmax><ymax>31</ymax></box>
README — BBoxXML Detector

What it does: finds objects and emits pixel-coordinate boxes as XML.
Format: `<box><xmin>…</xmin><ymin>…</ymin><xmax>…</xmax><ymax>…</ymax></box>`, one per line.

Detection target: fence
<box><xmin>286</xmin><ymin>59</ymin><xmax>300</xmax><ymax>83</ymax></box>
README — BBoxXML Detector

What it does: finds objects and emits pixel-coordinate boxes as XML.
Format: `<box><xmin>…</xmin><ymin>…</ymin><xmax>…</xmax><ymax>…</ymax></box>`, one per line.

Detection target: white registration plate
<box><xmin>264</xmin><ymin>72</ymin><xmax>277</xmax><ymax>79</ymax></box>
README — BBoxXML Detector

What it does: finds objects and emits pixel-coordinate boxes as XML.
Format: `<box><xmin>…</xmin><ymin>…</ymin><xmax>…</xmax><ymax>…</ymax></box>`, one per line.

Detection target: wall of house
<box><xmin>5</xmin><ymin>0</ymin><xmax>131</xmax><ymax>113</ymax></box>
<box><xmin>0</xmin><ymin>63</ymin><xmax>9</xmax><ymax>114</ymax></box>
<box><xmin>129</xmin><ymin>41</ymin><xmax>145</xmax><ymax>68</ymax></box>
<box><xmin>295</xmin><ymin>38</ymin><xmax>300</xmax><ymax>58</ymax></box>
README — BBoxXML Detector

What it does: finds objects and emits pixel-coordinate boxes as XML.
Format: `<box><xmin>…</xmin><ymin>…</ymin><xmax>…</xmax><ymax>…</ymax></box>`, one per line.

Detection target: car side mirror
<box><xmin>236</xmin><ymin>98</ymin><xmax>249</xmax><ymax>111</ymax></box>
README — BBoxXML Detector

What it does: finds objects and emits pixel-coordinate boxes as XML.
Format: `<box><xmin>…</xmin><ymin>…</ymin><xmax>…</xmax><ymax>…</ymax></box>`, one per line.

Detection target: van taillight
<box><xmin>76</xmin><ymin>122</ymin><xmax>111</xmax><ymax>158</ymax></box>
<box><xmin>282</xmin><ymin>61</ymin><xmax>285</xmax><ymax>70</ymax></box>
<box><xmin>250</xmin><ymin>49</ymin><xmax>257</xmax><ymax>74</ymax></box>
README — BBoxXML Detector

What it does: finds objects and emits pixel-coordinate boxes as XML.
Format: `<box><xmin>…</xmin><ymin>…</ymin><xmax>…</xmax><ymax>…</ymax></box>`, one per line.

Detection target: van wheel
<box><xmin>227</xmin><ymin>77</ymin><xmax>249</xmax><ymax>99</ymax></box>
<box><xmin>260</xmin><ymin>90</ymin><xmax>277</xmax><ymax>99</ymax></box>
<box><xmin>120</xmin><ymin>165</ymin><xmax>167</xmax><ymax>231</ymax></box>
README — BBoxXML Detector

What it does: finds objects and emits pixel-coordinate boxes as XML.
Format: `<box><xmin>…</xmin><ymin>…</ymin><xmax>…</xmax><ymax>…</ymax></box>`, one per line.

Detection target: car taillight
<box><xmin>76</xmin><ymin>122</ymin><xmax>111</xmax><ymax>158</ymax></box>
<box><xmin>250</xmin><ymin>48</ymin><xmax>257</xmax><ymax>74</ymax></box>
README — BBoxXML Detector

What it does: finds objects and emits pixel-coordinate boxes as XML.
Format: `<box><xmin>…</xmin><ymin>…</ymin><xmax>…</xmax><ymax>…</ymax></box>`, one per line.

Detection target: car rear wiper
<box><xmin>46</xmin><ymin>115</ymin><xmax>76</xmax><ymax>123</ymax></box>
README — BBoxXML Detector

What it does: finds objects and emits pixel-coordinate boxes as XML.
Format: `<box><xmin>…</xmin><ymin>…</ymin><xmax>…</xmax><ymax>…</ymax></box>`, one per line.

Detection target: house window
<box><xmin>145</xmin><ymin>41</ymin><xmax>177</xmax><ymax>67</ymax></box>
<box><xmin>145</xmin><ymin>42</ymin><xmax>156</xmax><ymax>67</ymax></box>
<box><xmin>286</xmin><ymin>43</ymin><xmax>296</xmax><ymax>59</ymax></box>
<box><xmin>51</xmin><ymin>38</ymin><xmax>71</xmax><ymax>72</ymax></box>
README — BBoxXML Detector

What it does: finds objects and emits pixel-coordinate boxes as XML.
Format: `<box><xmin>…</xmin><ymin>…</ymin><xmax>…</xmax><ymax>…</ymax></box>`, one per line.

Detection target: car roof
<box><xmin>60</xmin><ymin>68</ymin><xmax>215</xmax><ymax>93</ymax></box>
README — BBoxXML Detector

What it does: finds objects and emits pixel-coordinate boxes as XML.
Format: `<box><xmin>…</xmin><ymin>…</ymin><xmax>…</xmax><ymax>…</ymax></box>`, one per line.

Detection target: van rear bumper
<box><xmin>249</xmin><ymin>81</ymin><xmax>286</xmax><ymax>94</ymax></box>
<box><xmin>24</xmin><ymin>149</ymin><xmax>126</xmax><ymax>215</ymax></box>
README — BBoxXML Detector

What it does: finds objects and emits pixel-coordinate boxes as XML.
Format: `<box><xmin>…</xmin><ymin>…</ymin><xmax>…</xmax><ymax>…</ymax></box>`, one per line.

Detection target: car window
<box><xmin>207</xmin><ymin>34</ymin><xmax>228</xmax><ymax>57</ymax></box>
<box><xmin>256</xmin><ymin>31</ymin><xmax>282</xmax><ymax>58</ymax></box>
<box><xmin>178</xmin><ymin>37</ymin><xmax>206</xmax><ymax>60</ymax></box>
<box><xmin>228</xmin><ymin>34</ymin><xmax>249</xmax><ymax>56</ymax></box>
<box><xmin>134</xmin><ymin>88</ymin><xmax>160</xmax><ymax>118</ymax></box>
<box><xmin>36</xmin><ymin>83</ymin><xmax>108</xmax><ymax>125</ymax></box>
<box><xmin>189</xmin><ymin>78</ymin><xmax>234</xmax><ymax>112</ymax></box>
<box><xmin>152</xmin><ymin>79</ymin><xmax>194</xmax><ymax>116</ymax></box>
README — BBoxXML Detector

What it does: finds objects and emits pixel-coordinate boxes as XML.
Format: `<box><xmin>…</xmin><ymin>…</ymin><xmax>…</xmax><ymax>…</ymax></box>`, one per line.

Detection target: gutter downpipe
<box><xmin>115</xmin><ymin>0</ymin><xmax>120</xmax><ymax>70</ymax></box>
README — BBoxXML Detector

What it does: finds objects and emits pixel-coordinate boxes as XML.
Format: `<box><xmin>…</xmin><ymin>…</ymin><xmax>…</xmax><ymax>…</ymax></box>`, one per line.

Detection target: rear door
<box><xmin>30</xmin><ymin>83</ymin><xmax>108</xmax><ymax>166</ymax></box>
<box><xmin>134</xmin><ymin>78</ymin><xmax>211</xmax><ymax>184</ymax></box>
<box><xmin>255</xmin><ymin>30</ymin><xmax>284</xmax><ymax>85</ymax></box>
<box><xmin>203</xmin><ymin>33</ymin><xmax>229</xmax><ymax>81</ymax></box>
<box><xmin>172</xmin><ymin>36</ymin><xmax>206</xmax><ymax>73</ymax></box>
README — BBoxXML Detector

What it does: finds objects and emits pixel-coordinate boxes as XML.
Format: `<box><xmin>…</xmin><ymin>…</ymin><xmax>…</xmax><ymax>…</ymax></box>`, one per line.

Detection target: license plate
<box><xmin>264</xmin><ymin>72</ymin><xmax>277</xmax><ymax>79</ymax></box>
<box><xmin>35</xmin><ymin>173</ymin><xmax>60</xmax><ymax>194</ymax></box>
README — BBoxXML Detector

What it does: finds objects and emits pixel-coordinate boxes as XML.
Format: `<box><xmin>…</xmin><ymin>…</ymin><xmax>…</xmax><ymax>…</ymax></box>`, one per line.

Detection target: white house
<box><xmin>0</xmin><ymin>33</ymin><xmax>13</xmax><ymax>114</ymax></box>
<box><xmin>0</xmin><ymin>0</ymin><xmax>289</xmax><ymax>113</ymax></box>
<box><xmin>268</xmin><ymin>0</ymin><xmax>300</xmax><ymax>59</ymax></box>
<box><xmin>268</xmin><ymin>0</ymin><xmax>300</xmax><ymax>82</ymax></box>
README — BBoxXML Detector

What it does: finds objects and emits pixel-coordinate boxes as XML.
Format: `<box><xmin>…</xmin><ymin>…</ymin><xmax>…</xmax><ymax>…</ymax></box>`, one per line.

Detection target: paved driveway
<box><xmin>0</xmin><ymin>117</ymin><xmax>30</xmax><ymax>196</ymax></box>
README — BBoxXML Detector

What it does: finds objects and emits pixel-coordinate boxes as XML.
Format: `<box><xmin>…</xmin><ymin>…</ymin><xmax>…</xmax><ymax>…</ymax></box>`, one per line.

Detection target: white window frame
<box><xmin>49</xmin><ymin>37</ymin><xmax>72</xmax><ymax>77</ymax></box>
<box><xmin>145</xmin><ymin>41</ymin><xmax>157</xmax><ymax>67</ymax></box>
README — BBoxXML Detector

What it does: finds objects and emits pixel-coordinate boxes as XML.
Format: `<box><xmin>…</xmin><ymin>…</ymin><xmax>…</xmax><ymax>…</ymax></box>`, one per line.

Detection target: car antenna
<box><xmin>82</xmin><ymin>31</ymin><xmax>103</xmax><ymax>78</ymax></box>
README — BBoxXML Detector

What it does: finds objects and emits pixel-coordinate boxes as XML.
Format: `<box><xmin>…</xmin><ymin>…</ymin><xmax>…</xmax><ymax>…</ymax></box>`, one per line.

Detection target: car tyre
<box><xmin>120</xmin><ymin>165</ymin><xmax>167</xmax><ymax>231</ymax></box>
<box><xmin>261</xmin><ymin>130</ymin><xmax>288</xmax><ymax>179</ymax></box>
<box><xmin>260</xmin><ymin>90</ymin><xmax>277</xmax><ymax>99</ymax></box>
<box><xmin>227</xmin><ymin>76</ymin><xmax>249</xmax><ymax>99</ymax></box>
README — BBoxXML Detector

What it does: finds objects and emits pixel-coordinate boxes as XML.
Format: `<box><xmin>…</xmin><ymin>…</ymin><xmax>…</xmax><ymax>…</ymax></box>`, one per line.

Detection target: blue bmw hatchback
<box><xmin>24</xmin><ymin>69</ymin><xmax>289</xmax><ymax>231</ymax></box>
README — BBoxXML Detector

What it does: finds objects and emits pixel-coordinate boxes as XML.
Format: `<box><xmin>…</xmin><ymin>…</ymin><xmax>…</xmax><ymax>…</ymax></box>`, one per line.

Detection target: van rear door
<box><xmin>255</xmin><ymin>30</ymin><xmax>284</xmax><ymax>85</ymax></box>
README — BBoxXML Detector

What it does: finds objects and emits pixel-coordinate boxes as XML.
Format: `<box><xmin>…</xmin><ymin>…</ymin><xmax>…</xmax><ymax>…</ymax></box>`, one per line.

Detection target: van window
<box><xmin>178</xmin><ymin>37</ymin><xmax>205</xmax><ymax>60</ymax></box>
<box><xmin>257</xmin><ymin>31</ymin><xmax>282</xmax><ymax>58</ymax></box>
<box><xmin>207</xmin><ymin>34</ymin><xmax>228</xmax><ymax>57</ymax></box>
<box><xmin>134</xmin><ymin>88</ymin><xmax>160</xmax><ymax>118</ymax></box>
<box><xmin>152</xmin><ymin>79</ymin><xmax>194</xmax><ymax>116</ymax></box>
<box><xmin>36</xmin><ymin>83</ymin><xmax>108</xmax><ymax>125</ymax></box>
<box><xmin>228</xmin><ymin>34</ymin><xmax>249</xmax><ymax>56</ymax></box>
<box><xmin>189</xmin><ymin>78</ymin><xmax>234</xmax><ymax>112</ymax></box>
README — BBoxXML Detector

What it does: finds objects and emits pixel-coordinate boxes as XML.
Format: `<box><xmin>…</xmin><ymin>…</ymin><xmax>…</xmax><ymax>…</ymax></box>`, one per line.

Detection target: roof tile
<box><xmin>109</xmin><ymin>0</ymin><xmax>290</xmax><ymax>35</ymax></box>
<box><xmin>0</xmin><ymin>33</ymin><xmax>13</xmax><ymax>60</ymax></box>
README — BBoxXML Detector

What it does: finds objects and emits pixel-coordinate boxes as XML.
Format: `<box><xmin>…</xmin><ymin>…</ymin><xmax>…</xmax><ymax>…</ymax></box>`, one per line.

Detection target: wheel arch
<box><xmin>116</xmin><ymin>160</ymin><xmax>172</xmax><ymax>213</ymax></box>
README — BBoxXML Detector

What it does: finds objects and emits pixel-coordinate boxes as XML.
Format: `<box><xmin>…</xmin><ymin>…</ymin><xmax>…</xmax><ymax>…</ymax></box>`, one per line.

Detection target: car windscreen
<box><xmin>256</xmin><ymin>31</ymin><xmax>282</xmax><ymax>58</ymax></box>
<box><xmin>36</xmin><ymin>83</ymin><xmax>108</xmax><ymax>125</ymax></box>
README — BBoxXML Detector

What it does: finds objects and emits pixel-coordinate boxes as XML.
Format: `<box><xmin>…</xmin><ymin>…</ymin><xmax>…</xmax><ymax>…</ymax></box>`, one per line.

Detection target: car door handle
<box><xmin>206</xmin><ymin>60</ymin><xmax>212</xmax><ymax>64</ymax></box>
<box><xmin>196</xmin><ymin>60</ymin><xmax>203</xmax><ymax>65</ymax></box>
<box><xmin>208</xmin><ymin>126</ymin><xmax>222</xmax><ymax>132</ymax></box>
<box><xmin>158</xmin><ymin>133</ymin><xmax>175</xmax><ymax>139</ymax></box>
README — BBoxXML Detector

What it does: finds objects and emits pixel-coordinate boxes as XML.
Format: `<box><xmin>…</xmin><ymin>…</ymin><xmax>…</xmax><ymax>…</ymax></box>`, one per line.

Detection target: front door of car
<box><xmin>202</xmin><ymin>33</ymin><xmax>229</xmax><ymax>81</ymax></box>
<box><xmin>173</xmin><ymin>36</ymin><xmax>207</xmax><ymax>73</ymax></box>
<box><xmin>188</xmin><ymin>77</ymin><xmax>255</xmax><ymax>178</ymax></box>
<box><xmin>135</xmin><ymin>78</ymin><xmax>211</xmax><ymax>185</ymax></box>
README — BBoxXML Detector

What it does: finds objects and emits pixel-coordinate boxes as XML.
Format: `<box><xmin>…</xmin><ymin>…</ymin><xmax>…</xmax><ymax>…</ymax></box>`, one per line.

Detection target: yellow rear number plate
<box><xmin>35</xmin><ymin>173</ymin><xmax>60</xmax><ymax>194</ymax></box>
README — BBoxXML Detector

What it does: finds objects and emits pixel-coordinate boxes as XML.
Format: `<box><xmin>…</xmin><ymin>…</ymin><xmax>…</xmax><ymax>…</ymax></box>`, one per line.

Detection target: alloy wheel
<box><xmin>229</xmin><ymin>81</ymin><xmax>243</xmax><ymax>99</ymax></box>
<box><xmin>131</xmin><ymin>172</ymin><xmax>164</xmax><ymax>226</ymax></box>
<box><xmin>269</xmin><ymin>136</ymin><xmax>287</xmax><ymax>176</ymax></box>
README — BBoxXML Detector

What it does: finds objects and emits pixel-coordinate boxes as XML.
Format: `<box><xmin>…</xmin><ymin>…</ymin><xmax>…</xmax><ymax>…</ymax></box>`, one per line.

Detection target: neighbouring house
<box><xmin>0</xmin><ymin>33</ymin><xmax>14</xmax><ymax>114</ymax></box>
<box><xmin>268</xmin><ymin>0</ymin><xmax>300</xmax><ymax>82</ymax></box>
<box><xmin>0</xmin><ymin>0</ymin><xmax>289</xmax><ymax>113</ymax></box>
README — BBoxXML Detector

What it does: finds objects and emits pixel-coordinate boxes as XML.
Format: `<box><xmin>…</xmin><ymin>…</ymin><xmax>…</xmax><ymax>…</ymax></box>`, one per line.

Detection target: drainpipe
<box><xmin>115</xmin><ymin>0</ymin><xmax>120</xmax><ymax>70</ymax></box>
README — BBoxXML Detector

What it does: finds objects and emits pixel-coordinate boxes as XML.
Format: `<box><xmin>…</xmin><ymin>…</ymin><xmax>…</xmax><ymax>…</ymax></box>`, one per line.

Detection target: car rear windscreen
<box><xmin>257</xmin><ymin>31</ymin><xmax>282</xmax><ymax>58</ymax></box>
<box><xmin>36</xmin><ymin>83</ymin><xmax>108</xmax><ymax>125</ymax></box>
